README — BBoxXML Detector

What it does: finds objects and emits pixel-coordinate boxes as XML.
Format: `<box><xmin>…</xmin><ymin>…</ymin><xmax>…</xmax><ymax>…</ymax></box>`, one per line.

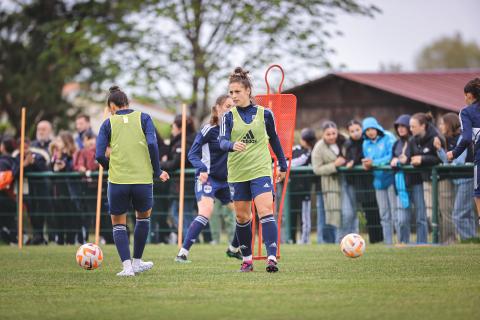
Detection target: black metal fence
<box><xmin>0</xmin><ymin>166</ymin><xmax>478</xmax><ymax>245</ymax></box>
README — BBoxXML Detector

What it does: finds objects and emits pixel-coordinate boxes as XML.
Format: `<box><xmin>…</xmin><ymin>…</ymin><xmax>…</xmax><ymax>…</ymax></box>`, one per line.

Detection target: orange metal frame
<box><xmin>252</xmin><ymin>65</ymin><xmax>297</xmax><ymax>260</ymax></box>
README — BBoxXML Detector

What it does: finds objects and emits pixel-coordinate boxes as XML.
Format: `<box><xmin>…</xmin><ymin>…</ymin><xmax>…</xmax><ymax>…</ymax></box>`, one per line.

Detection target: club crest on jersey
<box><xmin>203</xmin><ymin>185</ymin><xmax>212</xmax><ymax>194</ymax></box>
<box><xmin>241</xmin><ymin>130</ymin><xmax>257</xmax><ymax>144</ymax></box>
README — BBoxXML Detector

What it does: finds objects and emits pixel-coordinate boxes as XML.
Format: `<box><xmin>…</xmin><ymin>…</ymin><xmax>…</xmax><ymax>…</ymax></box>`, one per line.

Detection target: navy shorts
<box><xmin>229</xmin><ymin>176</ymin><xmax>274</xmax><ymax>201</ymax></box>
<box><xmin>195</xmin><ymin>176</ymin><xmax>231</xmax><ymax>205</ymax></box>
<box><xmin>474</xmin><ymin>164</ymin><xmax>480</xmax><ymax>197</ymax></box>
<box><xmin>107</xmin><ymin>182</ymin><xmax>153</xmax><ymax>215</ymax></box>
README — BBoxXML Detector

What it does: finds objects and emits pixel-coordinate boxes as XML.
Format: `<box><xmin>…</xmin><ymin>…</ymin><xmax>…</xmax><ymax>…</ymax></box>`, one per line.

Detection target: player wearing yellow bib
<box><xmin>96</xmin><ymin>86</ymin><xmax>170</xmax><ymax>276</ymax></box>
<box><xmin>219</xmin><ymin>67</ymin><xmax>287</xmax><ymax>272</ymax></box>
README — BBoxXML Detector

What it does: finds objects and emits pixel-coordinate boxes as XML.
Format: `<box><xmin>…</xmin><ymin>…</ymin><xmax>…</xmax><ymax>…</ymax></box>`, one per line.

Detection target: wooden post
<box><xmin>18</xmin><ymin>107</ymin><xmax>26</xmax><ymax>249</ymax></box>
<box><xmin>94</xmin><ymin>108</ymin><xmax>110</xmax><ymax>246</ymax></box>
<box><xmin>177</xmin><ymin>103</ymin><xmax>187</xmax><ymax>248</ymax></box>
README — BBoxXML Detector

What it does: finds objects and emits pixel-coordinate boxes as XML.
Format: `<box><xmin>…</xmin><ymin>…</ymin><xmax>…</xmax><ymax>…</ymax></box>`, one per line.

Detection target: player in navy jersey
<box><xmin>175</xmin><ymin>95</ymin><xmax>242</xmax><ymax>262</ymax></box>
<box><xmin>219</xmin><ymin>67</ymin><xmax>287</xmax><ymax>272</ymax></box>
<box><xmin>96</xmin><ymin>86</ymin><xmax>169</xmax><ymax>276</ymax></box>
<box><xmin>447</xmin><ymin>78</ymin><xmax>480</xmax><ymax>219</ymax></box>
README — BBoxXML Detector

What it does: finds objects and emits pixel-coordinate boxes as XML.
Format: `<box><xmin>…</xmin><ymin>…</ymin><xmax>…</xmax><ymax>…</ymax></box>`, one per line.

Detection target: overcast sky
<box><xmin>325</xmin><ymin>0</ymin><xmax>479</xmax><ymax>73</ymax></box>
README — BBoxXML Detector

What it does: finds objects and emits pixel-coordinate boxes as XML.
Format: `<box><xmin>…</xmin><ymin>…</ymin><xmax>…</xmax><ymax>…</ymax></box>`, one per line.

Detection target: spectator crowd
<box><xmin>290</xmin><ymin>112</ymin><xmax>478</xmax><ymax>246</ymax></box>
<box><xmin>0</xmin><ymin>111</ymin><xmax>478</xmax><ymax>246</ymax></box>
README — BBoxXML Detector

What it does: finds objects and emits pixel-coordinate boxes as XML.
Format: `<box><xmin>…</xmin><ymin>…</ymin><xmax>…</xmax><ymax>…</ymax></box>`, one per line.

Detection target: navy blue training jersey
<box><xmin>453</xmin><ymin>101</ymin><xmax>480</xmax><ymax>163</ymax></box>
<box><xmin>188</xmin><ymin>124</ymin><xmax>228</xmax><ymax>181</ymax></box>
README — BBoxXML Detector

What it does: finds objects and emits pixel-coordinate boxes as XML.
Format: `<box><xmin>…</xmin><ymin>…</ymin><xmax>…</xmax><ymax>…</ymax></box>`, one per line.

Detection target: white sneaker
<box><xmin>116</xmin><ymin>268</ymin><xmax>135</xmax><ymax>277</ymax></box>
<box><xmin>132</xmin><ymin>260</ymin><xmax>154</xmax><ymax>274</ymax></box>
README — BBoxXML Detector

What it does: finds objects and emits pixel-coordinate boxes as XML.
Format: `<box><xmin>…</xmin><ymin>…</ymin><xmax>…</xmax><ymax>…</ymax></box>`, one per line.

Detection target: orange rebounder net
<box><xmin>252</xmin><ymin>65</ymin><xmax>297</xmax><ymax>260</ymax></box>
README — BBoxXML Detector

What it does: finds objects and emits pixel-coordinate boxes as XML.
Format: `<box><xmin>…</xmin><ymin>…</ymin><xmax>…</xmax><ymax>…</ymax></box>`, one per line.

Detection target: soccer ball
<box><xmin>76</xmin><ymin>243</ymin><xmax>103</xmax><ymax>270</ymax></box>
<box><xmin>340</xmin><ymin>233</ymin><xmax>365</xmax><ymax>258</ymax></box>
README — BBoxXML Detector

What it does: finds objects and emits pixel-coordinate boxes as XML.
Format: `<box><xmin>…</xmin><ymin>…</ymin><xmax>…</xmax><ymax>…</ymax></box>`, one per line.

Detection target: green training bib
<box><xmin>227</xmin><ymin>106</ymin><xmax>272</xmax><ymax>182</ymax></box>
<box><xmin>109</xmin><ymin>111</ymin><xmax>153</xmax><ymax>184</ymax></box>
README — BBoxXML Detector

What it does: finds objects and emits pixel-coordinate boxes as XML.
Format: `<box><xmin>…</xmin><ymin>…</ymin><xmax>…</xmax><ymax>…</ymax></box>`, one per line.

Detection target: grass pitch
<box><xmin>0</xmin><ymin>244</ymin><xmax>479</xmax><ymax>320</ymax></box>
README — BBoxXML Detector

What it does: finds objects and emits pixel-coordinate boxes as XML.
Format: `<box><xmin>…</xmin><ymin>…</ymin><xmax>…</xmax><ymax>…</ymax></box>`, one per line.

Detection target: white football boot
<box><xmin>117</xmin><ymin>260</ymin><xmax>135</xmax><ymax>277</ymax></box>
<box><xmin>132</xmin><ymin>259</ymin><xmax>154</xmax><ymax>274</ymax></box>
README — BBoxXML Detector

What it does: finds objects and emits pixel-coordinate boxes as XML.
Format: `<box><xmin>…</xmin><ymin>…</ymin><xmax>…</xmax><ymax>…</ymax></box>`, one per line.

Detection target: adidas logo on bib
<box><xmin>241</xmin><ymin>130</ymin><xmax>257</xmax><ymax>144</ymax></box>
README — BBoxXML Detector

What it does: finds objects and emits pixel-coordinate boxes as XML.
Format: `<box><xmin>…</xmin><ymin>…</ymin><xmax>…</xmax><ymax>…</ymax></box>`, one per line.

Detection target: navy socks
<box><xmin>183</xmin><ymin>215</ymin><xmax>209</xmax><ymax>250</ymax></box>
<box><xmin>133</xmin><ymin>218</ymin><xmax>150</xmax><ymax>259</ymax></box>
<box><xmin>260</xmin><ymin>214</ymin><xmax>278</xmax><ymax>258</ymax></box>
<box><xmin>235</xmin><ymin>220</ymin><xmax>252</xmax><ymax>258</ymax></box>
<box><xmin>113</xmin><ymin>224</ymin><xmax>131</xmax><ymax>262</ymax></box>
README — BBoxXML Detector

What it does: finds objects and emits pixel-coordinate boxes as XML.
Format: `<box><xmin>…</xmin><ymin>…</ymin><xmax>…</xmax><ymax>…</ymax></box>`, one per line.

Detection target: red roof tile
<box><xmin>334</xmin><ymin>70</ymin><xmax>480</xmax><ymax>112</ymax></box>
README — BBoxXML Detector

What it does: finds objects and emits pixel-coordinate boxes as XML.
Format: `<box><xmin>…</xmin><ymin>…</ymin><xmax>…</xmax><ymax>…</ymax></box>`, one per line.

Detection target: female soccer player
<box><xmin>448</xmin><ymin>77</ymin><xmax>480</xmax><ymax>221</ymax></box>
<box><xmin>220</xmin><ymin>67</ymin><xmax>287</xmax><ymax>273</ymax></box>
<box><xmin>175</xmin><ymin>95</ymin><xmax>242</xmax><ymax>262</ymax></box>
<box><xmin>96</xmin><ymin>86</ymin><xmax>170</xmax><ymax>276</ymax></box>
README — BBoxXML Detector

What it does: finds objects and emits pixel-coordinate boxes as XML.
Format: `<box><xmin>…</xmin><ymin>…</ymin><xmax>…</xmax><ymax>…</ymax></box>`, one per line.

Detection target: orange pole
<box><xmin>17</xmin><ymin>107</ymin><xmax>26</xmax><ymax>249</ymax></box>
<box><xmin>251</xmin><ymin>202</ymin><xmax>256</xmax><ymax>253</ymax></box>
<box><xmin>276</xmin><ymin>159</ymin><xmax>292</xmax><ymax>257</ymax></box>
<box><xmin>94</xmin><ymin>167</ymin><xmax>104</xmax><ymax>246</ymax></box>
<box><xmin>177</xmin><ymin>103</ymin><xmax>187</xmax><ymax>248</ymax></box>
<box><xmin>94</xmin><ymin>108</ymin><xmax>110</xmax><ymax>246</ymax></box>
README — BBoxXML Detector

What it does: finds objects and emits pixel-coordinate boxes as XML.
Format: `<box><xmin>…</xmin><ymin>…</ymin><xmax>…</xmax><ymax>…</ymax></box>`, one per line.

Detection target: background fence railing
<box><xmin>0</xmin><ymin>166</ymin><xmax>478</xmax><ymax>245</ymax></box>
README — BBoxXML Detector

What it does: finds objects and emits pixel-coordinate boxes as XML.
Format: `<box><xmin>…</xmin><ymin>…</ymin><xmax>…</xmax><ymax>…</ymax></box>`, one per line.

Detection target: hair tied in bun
<box><xmin>109</xmin><ymin>85</ymin><xmax>120</xmax><ymax>93</ymax></box>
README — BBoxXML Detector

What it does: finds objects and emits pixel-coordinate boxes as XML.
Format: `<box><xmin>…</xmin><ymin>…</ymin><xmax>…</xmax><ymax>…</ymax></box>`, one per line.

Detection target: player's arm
<box><xmin>142</xmin><ymin>114</ymin><xmax>163</xmax><ymax>178</ymax></box>
<box><xmin>450</xmin><ymin>109</ymin><xmax>472</xmax><ymax>160</ymax></box>
<box><xmin>187</xmin><ymin>131</ymin><xmax>208</xmax><ymax>173</ymax></box>
<box><xmin>453</xmin><ymin>150</ymin><xmax>468</xmax><ymax>164</ymax></box>
<box><xmin>95</xmin><ymin>119</ymin><xmax>111</xmax><ymax>170</ymax></box>
<box><xmin>219</xmin><ymin>111</ymin><xmax>245</xmax><ymax>152</ymax></box>
<box><xmin>265</xmin><ymin>109</ymin><xmax>287</xmax><ymax>172</ymax></box>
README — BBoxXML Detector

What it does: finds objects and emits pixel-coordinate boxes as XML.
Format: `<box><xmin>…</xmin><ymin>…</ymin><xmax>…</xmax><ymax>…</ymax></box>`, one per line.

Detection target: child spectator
<box><xmin>73</xmin><ymin>131</ymin><xmax>99</xmax><ymax>243</ymax></box>
<box><xmin>362</xmin><ymin>117</ymin><xmax>396</xmax><ymax>245</ymax></box>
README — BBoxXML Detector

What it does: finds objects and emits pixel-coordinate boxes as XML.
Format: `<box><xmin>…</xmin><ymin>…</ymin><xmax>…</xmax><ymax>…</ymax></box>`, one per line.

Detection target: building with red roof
<box><xmin>285</xmin><ymin>69</ymin><xmax>480</xmax><ymax>130</ymax></box>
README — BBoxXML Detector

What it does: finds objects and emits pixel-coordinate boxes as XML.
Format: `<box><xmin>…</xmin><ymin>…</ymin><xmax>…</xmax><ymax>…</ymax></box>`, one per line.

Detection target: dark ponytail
<box><xmin>210</xmin><ymin>94</ymin><xmax>230</xmax><ymax>126</ymax></box>
<box><xmin>464</xmin><ymin>77</ymin><xmax>480</xmax><ymax>101</ymax></box>
<box><xmin>107</xmin><ymin>86</ymin><xmax>129</xmax><ymax>108</ymax></box>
